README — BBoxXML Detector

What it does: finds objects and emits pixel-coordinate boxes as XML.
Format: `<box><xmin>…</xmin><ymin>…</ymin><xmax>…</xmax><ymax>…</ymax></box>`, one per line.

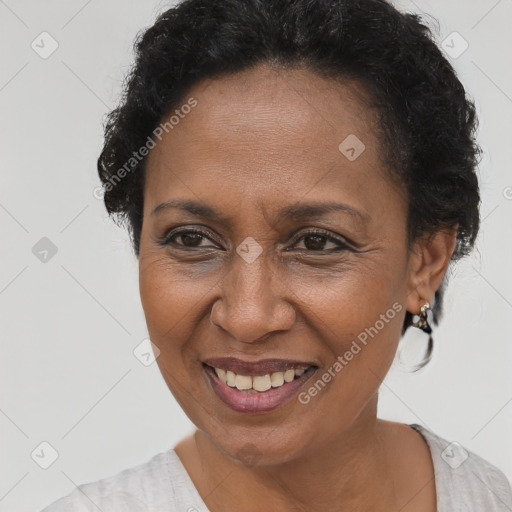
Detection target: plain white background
<box><xmin>0</xmin><ymin>0</ymin><xmax>511</xmax><ymax>510</ymax></box>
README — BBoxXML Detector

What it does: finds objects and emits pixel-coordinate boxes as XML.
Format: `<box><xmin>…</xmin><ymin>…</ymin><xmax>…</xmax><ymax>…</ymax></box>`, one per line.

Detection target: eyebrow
<box><xmin>151</xmin><ymin>198</ymin><xmax>368</xmax><ymax>224</ymax></box>
<box><xmin>279</xmin><ymin>201</ymin><xmax>369</xmax><ymax>223</ymax></box>
<box><xmin>151</xmin><ymin>199</ymin><xmax>230</xmax><ymax>222</ymax></box>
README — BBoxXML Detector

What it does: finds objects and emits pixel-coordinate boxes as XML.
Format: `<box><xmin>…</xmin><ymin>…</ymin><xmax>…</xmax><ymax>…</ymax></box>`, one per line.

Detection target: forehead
<box><xmin>144</xmin><ymin>63</ymin><xmax>396</xmax><ymax>222</ymax></box>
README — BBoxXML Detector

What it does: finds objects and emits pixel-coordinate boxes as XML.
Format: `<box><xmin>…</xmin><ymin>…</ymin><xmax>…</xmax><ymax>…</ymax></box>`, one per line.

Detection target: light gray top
<box><xmin>41</xmin><ymin>424</ymin><xmax>512</xmax><ymax>511</ymax></box>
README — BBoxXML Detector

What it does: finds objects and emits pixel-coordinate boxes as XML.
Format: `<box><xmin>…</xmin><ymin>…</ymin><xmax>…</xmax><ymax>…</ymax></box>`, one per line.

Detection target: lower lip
<box><xmin>203</xmin><ymin>364</ymin><xmax>316</xmax><ymax>413</ymax></box>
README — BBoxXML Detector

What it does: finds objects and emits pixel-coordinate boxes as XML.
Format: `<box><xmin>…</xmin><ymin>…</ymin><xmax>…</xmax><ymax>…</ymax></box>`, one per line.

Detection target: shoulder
<box><xmin>39</xmin><ymin>449</ymin><xmax>207</xmax><ymax>512</ymax></box>
<box><xmin>410</xmin><ymin>423</ymin><xmax>512</xmax><ymax>511</ymax></box>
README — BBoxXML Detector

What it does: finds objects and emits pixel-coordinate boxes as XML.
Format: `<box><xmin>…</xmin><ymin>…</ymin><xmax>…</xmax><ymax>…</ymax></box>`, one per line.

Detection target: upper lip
<box><xmin>203</xmin><ymin>357</ymin><xmax>316</xmax><ymax>376</ymax></box>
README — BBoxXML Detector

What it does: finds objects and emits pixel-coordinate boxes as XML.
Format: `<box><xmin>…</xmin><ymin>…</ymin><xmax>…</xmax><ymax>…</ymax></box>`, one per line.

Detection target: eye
<box><xmin>289</xmin><ymin>229</ymin><xmax>353</xmax><ymax>252</ymax></box>
<box><xmin>157</xmin><ymin>226</ymin><xmax>354</xmax><ymax>253</ymax></box>
<box><xmin>158</xmin><ymin>228</ymin><xmax>221</xmax><ymax>249</ymax></box>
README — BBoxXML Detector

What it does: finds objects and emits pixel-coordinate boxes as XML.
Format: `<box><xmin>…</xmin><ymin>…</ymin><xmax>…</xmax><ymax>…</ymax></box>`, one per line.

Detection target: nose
<box><xmin>210</xmin><ymin>250</ymin><xmax>295</xmax><ymax>343</ymax></box>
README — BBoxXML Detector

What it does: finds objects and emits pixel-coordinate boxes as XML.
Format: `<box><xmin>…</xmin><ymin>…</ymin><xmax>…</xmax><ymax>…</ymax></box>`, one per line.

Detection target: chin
<box><xmin>204</xmin><ymin>425</ymin><xmax>308</xmax><ymax>468</ymax></box>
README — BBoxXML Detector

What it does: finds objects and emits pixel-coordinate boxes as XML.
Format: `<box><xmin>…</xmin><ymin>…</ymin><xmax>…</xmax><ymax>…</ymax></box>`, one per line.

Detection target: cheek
<box><xmin>138</xmin><ymin>254</ymin><xmax>228</xmax><ymax>408</ymax></box>
<box><xmin>289</xmin><ymin>251</ymin><xmax>407</xmax><ymax>333</ymax></box>
<box><xmin>139</xmin><ymin>254</ymin><xmax>215</xmax><ymax>339</ymax></box>
<box><xmin>291</xmin><ymin>257</ymin><xmax>407</xmax><ymax>387</ymax></box>
<box><xmin>290</xmin><ymin>274</ymin><xmax>406</xmax><ymax>441</ymax></box>
<box><xmin>138</xmin><ymin>256</ymin><xmax>214</xmax><ymax>419</ymax></box>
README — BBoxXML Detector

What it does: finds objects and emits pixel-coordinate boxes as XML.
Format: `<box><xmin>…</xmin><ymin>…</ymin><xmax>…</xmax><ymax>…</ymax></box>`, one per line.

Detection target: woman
<box><xmin>42</xmin><ymin>0</ymin><xmax>512</xmax><ymax>510</ymax></box>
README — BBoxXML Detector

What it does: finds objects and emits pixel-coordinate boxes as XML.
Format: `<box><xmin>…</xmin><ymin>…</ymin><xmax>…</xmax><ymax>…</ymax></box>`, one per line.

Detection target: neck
<box><xmin>188</xmin><ymin>396</ymin><xmax>401</xmax><ymax>511</ymax></box>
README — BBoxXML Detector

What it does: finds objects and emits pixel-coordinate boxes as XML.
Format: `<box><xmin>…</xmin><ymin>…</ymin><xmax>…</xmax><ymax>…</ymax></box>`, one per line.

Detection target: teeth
<box><xmin>215</xmin><ymin>368</ymin><xmax>227</xmax><ymax>383</ymax></box>
<box><xmin>235</xmin><ymin>374</ymin><xmax>252</xmax><ymax>391</ymax></box>
<box><xmin>213</xmin><ymin>366</ymin><xmax>309</xmax><ymax>392</ymax></box>
<box><xmin>284</xmin><ymin>369</ymin><xmax>295</xmax><ymax>382</ymax></box>
<box><xmin>226</xmin><ymin>370</ymin><xmax>236</xmax><ymax>387</ymax></box>
<box><xmin>253</xmin><ymin>374</ymin><xmax>272</xmax><ymax>392</ymax></box>
<box><xmin>270</xmin><ymin>372</ymin><xmax>284</xmax><ymax>387</ymax></box>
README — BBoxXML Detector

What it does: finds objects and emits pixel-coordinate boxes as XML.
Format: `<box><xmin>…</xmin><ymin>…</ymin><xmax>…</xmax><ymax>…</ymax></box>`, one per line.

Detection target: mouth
<box><xmin>202</xmin><ymin>357</ymin><xmax>317</xmax><ymax>413</ymax></box>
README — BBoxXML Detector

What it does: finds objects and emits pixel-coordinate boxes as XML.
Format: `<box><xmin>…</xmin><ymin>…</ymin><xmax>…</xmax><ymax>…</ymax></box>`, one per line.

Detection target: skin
<box><xmin>138</xmin><ymin>63</ymin><xmax>456</xmax><ymax>511</ymax></box>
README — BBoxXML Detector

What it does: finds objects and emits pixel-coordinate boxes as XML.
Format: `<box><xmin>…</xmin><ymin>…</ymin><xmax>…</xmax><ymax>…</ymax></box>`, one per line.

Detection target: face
<box><xmin>139</xmin><ymin>64</ymin><xmax>415</xmax><ymax>465</ymax></box>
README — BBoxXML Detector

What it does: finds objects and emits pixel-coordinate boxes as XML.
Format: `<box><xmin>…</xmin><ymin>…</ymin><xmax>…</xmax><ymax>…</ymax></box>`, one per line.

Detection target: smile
<box><xmin>213</xmin><ymin>366</ymin><xmax>308</xmax><ymax>392</ymax></box>
<box><xmin>202</xmin><ymin>358</ymin><xmax>317</xmax><ymax>413</ymax></box>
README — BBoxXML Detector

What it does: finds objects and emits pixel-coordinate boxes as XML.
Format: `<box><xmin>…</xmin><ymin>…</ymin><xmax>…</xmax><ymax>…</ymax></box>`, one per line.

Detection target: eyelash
<box><xmin>157</xmin><ymin>226</ymin><xmax>354</xmax><ymax>253</ymax></box>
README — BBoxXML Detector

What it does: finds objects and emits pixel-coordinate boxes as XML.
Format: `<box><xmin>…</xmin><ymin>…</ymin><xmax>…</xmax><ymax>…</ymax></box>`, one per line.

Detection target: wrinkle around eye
<box><xmin>139</xmin><ymin>253</ymin><xmax>227</xmax><ymax>284</ymax></box>
<box><xmin>139</xmin><ymin>253</ymin><xmax>180</xmax><ymax>277</ymax></box>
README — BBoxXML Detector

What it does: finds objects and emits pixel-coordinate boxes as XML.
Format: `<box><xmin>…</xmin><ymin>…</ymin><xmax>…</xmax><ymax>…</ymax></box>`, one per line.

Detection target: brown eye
<box><xmin>178</xmin><ymin>232</ymin><xmax>205</xmax><ymax>247</ymax></box>
<box><xmin>159</xmin><ymin>228</ymin><xmax>220</xmax><ymax>249</ymax></box>
<box><xmin>292</xmin><ymin>229</ymin><xmax>351</xmax><ymax>252</ymax></box>
<box><xmin>303</xmin><ymin>234</ymin><xmax>328</xmax><ymax>251</ymax></box>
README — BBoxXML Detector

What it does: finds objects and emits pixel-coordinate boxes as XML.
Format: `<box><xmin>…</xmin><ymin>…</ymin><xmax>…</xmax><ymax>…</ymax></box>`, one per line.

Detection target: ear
<box><xmin>405</xmin><ymin>227</ymin><xmax>458</xmax><ymax>313</ymax></box>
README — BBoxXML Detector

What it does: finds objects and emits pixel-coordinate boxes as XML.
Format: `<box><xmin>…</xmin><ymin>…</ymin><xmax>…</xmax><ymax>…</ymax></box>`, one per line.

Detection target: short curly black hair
<box><xmin>97</xmin><ymin>0</ymin><xmax>481</xmax><ymax>334</ymax></box>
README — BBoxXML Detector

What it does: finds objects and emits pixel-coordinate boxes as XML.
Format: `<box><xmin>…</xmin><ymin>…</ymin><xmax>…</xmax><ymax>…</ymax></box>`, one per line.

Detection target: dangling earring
<box><xmin>413</xmin><ymin>301</ymin><xmax>433</xmax><ymax>335</ymax></box>
<box><xmin>398</xmin><ymin>300</ymin><xmax>434</xmax><ymax>373</ymax></box>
